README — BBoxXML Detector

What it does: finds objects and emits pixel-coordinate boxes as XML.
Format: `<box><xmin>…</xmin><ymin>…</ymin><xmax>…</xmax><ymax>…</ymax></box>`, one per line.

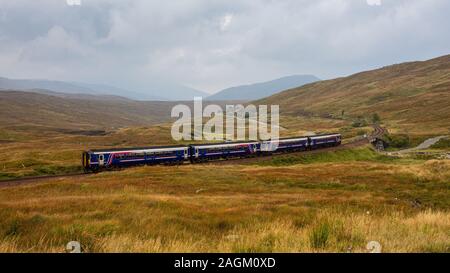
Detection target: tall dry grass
<box><xmin>0</xmin><ymin>209</ymin><xmax>448</xmax><ymax>253</ymax></box>
<box><xmin>0</xmin><ymin>150</ymin><xmax>448</xmax><ymax>253</ymax></box>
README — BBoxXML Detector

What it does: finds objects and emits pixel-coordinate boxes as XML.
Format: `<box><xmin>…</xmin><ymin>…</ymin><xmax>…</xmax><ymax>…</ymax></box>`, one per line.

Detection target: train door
<box><xmin>195</xmin><ymin>148</ymin><xmax>199</xmax><ymax>158</ymax></box>
<box><xmin>184</xmin><ymin>149</ymin><xmax>188</xmax><ymax>159</ymax></box>
<box><xmin>252</xmin><ymin>144</ymin><xmax>257</xmax><ymax>153</ymax></box>
<box><xmin>260</xmin><ymin>141</ymin><xmax>269</xmax><ymax>152</ymax></box>
<box><xmin>307</xmin><ymin>137</ymin><xmax>313</xmax><ymax>150</ymax></box>
<box><xmin>98</xmin><ymin>154</ymin><xmax>105</xmax><ymax>166</ymax></box>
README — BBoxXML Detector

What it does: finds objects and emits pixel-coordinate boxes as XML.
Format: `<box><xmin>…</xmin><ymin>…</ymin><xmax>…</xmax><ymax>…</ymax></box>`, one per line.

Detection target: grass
<box><xmin>0</xmin><ymin>152</ymin><xmax>448</xmax><ymax>252</ymax></box>
<box><xmin>1</xmin><ymin>55</ymin><xmax>449</xmax><ymax>253</ymax></box>
<box><xmin>0</xmin><ymin>122</ymin><xmax>448</xmax><ymax>253</ymax></box>
<box><xmin>431</xmin><ymin>137</ymin><xmax>450</xmax><ymax>150</ymax></box>
<box><xmin>258</xmin><ymin>147</ymin><xmax>395</xmax><ymax>166</ymax></box>
<box><xmin>309</xmin><ymin>221</ymin><xmax>331</xmax><ymax>249</ymax></box>
<box><xmin>0</xmin><ymin>113</ymin><xmax>365</xmax><ymax>181</ymax></box>
<box><xmin>0</xmin><ymin>125</ymin><xmax>179</xmax><ymax>180</ymax></box>
<box><xmin>383</xmin><ymin>134</ymin><xmax>445</xmax><ymax>151</ymax></box>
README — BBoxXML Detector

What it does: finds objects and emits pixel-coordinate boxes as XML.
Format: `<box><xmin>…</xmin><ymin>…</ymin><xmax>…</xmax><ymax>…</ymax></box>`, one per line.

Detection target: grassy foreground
<box><xmin>0</xmin><ymin>147</ymin><xmax>448</xmax><ymax>253</ymax></box>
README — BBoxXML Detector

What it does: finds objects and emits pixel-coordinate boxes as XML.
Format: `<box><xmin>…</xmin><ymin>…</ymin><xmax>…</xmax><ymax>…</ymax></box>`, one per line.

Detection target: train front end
<box><xmin>82</xmin><ymin>151</ymin><xmax>90</xmax><ymax>172</ymax></box>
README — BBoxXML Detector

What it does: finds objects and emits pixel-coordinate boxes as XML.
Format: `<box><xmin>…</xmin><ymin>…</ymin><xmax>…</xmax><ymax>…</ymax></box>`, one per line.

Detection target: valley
<box><xmin>0</xmin><ymin>55</ymin><xmax>449</xmax><ymax>253</ymax></box>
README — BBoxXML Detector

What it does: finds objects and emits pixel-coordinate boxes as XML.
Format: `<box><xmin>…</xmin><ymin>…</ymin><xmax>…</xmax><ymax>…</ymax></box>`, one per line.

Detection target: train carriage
<box><xmin>189</xmin><ymin>141</ymin><xmax>259</xmax><ymax>162</ymax></box>
<box><xmin>260</xmin><ymin>136</ymin><xmax>309</xmax><ymax>153</ymax></box>
<box><xmin>309</xmin><ymin>133</ymin><xmax>341</xmax><ymax>149</ymax></box>
<box><xmin>82</xmin><ymin>145</ymin><xmax>189</xmax><ymax>172</ymax></box>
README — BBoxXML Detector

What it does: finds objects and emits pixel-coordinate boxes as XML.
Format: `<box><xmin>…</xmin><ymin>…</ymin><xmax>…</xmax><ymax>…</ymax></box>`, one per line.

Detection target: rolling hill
<box><xmin>208</xmin><ymin>75</ymin><xmax>319</xmax><ymax>101</ymax></box>
<box><xmin>0</xmin><ymin>90</ymin><xmax>177</xmax><ymax>130</ymax></box>
<box><xmin>0</xmin><ymin>90</ymin><xmax>245</xmax><ymax>132</ymax></box>
<box><xmin>256</xmin><ymin>55</ymin><xmax>450</xmax><ymax>134</ymax></box>
<box><xmin>2</xmin><ymin>55</ymin><xmax>448</xmax><ymax>135</ymax></box>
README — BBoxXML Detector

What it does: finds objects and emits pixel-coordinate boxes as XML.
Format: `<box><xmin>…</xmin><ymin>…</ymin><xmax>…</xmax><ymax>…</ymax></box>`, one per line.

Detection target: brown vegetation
<box><xmin>257</xmin><ymin>55</ymin><xmax>450</xmax><ymax>135</ymax></box>
<box><xmin>0</xmin><ymin>147</ymin><xmax>448</xmax><ymax>252</ymax></box>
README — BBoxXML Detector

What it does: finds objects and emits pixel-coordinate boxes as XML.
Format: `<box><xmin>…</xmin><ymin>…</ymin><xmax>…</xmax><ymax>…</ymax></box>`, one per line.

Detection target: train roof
<box><xmin>262</xmin><ymin>136</ymin><xmax>308</xmax><ymax>141</ymax></box>
<box><xmin>85</xmin><ymin>133</ymin><xmax>341</xmax><ymax>153</ymax></box>
<box><xmin>88</xmin><ymin>145</ymin><xmax>187</xmax><ymax>153</ymax></box>
<box><xmin>189</xmin><ymin>140</ymin><xmax>259</xmax><ymax>147</ymax></box>
<box><xmin>309</xmin><ymin>133</ymin><xmax>341</xmax><ymax>139</ymax></box>
<box><xmin>308</xmin><ymin>133</ymin><xmax>341</xmax><ymax>137</ymax></box>
<box><xmin>190</xmin><ymin>133</ymin><xmax>340</xmax><ymax>146</ymax></box>
<box><xmin>262</xmin><ymin>133</ymin><xmax>340</xmax><ymax>141</ymax></box>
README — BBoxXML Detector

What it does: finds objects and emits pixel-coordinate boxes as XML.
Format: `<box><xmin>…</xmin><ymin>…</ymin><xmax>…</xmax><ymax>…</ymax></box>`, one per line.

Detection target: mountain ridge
<box><xmin>256</xmin><ymin>54</ymin><xmax>450</xmax><ymax>134</ymax></box>
<box><xmin>208</xmin><ymin>75</ymin><xmax>320</xmax><ymax>101</ymax></box>
<box><xmin>0</xmin><ymin>77</ymin><xmax>207</xmax><ymax>101</ymax></box>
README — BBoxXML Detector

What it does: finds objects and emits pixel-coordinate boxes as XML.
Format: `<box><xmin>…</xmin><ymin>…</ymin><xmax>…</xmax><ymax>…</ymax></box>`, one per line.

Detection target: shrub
<box><xmin>384</xmin><ymin>134</ymin><xmax>410</xmax><ymax>148</ymax></box>
<box><xmin>352</xmin><ymin>116</ymin><xmax>368</xmax><ymax>128</ymax></box>
<box><xmin>372</xmin><ymin>113</ymin><xmax>381</xmax><ymax>124</ymax></box>
<box><xmin>430</xmin><ymin>138</ymin><xmax>450</xmax><ymax>149</ymax></box>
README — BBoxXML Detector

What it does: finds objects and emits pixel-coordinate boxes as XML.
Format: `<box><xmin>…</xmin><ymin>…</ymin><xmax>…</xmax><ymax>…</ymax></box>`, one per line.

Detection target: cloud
<box><xmin>367</xmin><ymin>0</ymin><xmax>382</xmax><ymax>6</ymax></box>
<box><xmin>19</xmin><ymin>26</ymin><xmax>91</xmax><ymax>63</ymax></box>
<box><xmin>0</xmin><ymin>0</ymin><xmax>448</xmax><ymax>93</ymax></box>
<box><xmin>220</xmin><ymin>14</ymin><xmax>234</xmax><ymax>31</ymax></box>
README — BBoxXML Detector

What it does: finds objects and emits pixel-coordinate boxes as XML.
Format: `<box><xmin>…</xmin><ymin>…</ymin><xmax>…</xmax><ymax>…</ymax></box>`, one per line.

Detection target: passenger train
<box><xmin>82</xmin><ymin>133</ymin><xmax>341</xmax><ymax>172</ymax></box>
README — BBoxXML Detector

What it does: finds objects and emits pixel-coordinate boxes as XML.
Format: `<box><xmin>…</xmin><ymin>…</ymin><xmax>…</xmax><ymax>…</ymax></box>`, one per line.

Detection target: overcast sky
<box><xmin>0</xmin><ymin>0</ymin><xmax>449</xmax><ymax>94</ymax></box>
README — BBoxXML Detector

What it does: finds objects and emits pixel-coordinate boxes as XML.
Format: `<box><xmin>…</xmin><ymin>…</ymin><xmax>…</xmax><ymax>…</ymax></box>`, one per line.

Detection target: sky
<box><xmin>0</xmin><ymin>0</ymin><xmax>449</xmax><ymax>94</ymax></box>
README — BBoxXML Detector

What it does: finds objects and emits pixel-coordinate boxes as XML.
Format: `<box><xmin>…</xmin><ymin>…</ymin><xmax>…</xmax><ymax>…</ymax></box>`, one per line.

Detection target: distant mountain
<box><xmin>0</xmin><ymin>77</ymin><xmax>89</xmax><ymax>93</ymax></box>
<box><xmin>207</xmin><ymin>75</ymin><xmax>320</xmax><ymax>101</ymax></box>
<box><xmin>27</xmin><ymin>89</ymin><xmax>131</xmax><ymax>101</ymax></box>
<box><xmin>71</xmin><ymin>82</ymin><xmax>162</xmax><ymax>100</ymax></box>
<box><xmin>74</xmin><ymin>81</ymin><xmax>208</xmax><ymax>101</ymax></box>
<box><xmin>0</xmin><ymin>77</ymin><xmax>207</xmax><ymax>101</ymax></box>
<box><xmin>0</xmin><ymin>77</ymin><xmax>159</xmax><ymax>100</ymax></box>
<box><xmin>139</xmin><ymin>82</ymin><xmax>208</xmax><ymax>101</ymax></box>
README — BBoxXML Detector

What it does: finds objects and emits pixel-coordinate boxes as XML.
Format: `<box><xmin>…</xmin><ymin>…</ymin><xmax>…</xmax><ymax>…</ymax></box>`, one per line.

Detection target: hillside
<box><xmin>257</xmin><ymin>55</ymin><xmax>450</xmax><ymax>134</ymax></box>
<box><xmin>0</xmin><ymin>90</ymin><xmax>176</xmax><ymax>130</ymax></box>
<box><xmin>0</xmin><ymin>90</ymin><xmax>248</xmax><ymax>132</ymax></box>
<box><xmin>208</xmin><ymin>75</ymin><xmax>319</xmax><ymax>101</ymax></box>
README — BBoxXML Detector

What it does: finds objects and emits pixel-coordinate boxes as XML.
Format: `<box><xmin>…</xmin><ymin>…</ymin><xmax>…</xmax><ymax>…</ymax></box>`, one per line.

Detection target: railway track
<box><xmin>0</xmin><ymin>173</ymin><xmax>88</xmax><ymax>188</ymax></box>
<box><xmin>207</xmin><ymin>131</ymin><xmax>373</xmax><ymax>166</ymax></box>
<box><xmin>206</xmin><ymin>125</ymin><xmax>385</xmax><ymax>166</ymax></box>
<box><xmin>370</xmin><ymin>124</ymin><xmax>386</xmax><ymax>141</ymax></box>
<box><xmin>0</xmin><ymin>125</ymin><xmax>386</xmax><ymax>187</ymax></box>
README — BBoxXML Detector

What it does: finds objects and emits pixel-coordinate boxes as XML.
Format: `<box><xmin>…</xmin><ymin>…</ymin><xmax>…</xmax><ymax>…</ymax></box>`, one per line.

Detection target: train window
<box><xmin>99</xmin><ymin>154</ymin><xmax>104</xmax><ymax>161</ymax></box>
<box><xmin>149</xmin><ymin>151</ymin><xmax>177</xmax><ymax>156</ymax></box>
